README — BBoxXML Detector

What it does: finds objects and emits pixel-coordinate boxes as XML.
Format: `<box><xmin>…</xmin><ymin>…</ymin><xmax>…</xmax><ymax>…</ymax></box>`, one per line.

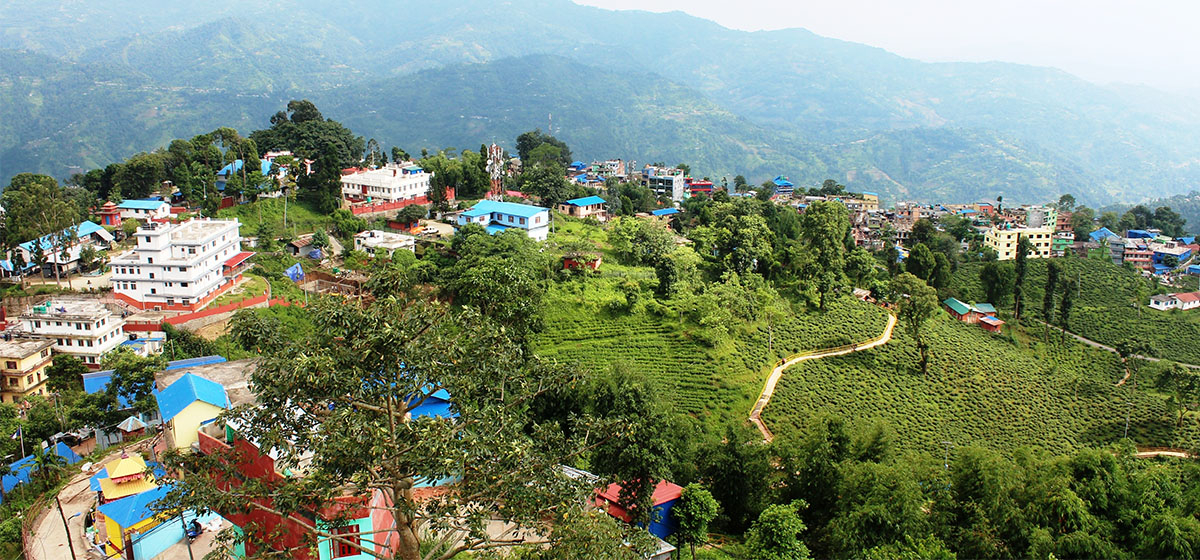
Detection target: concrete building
<box><xmin>353</xmin><ymin>230</ymin><xmax>416</xmax><ymax>257</ymax></box>
<box><xmin>341</xmin><ymin>163</ymin><xmax>432</xmax><ymax>203</ymax></box>
<box><xmin>984</xmin><ymin>226</ymin><xmax>1054</xmax><ymax>260</ymax></box>
<box><xmin>117</xmin><ymin>199</ymin><xmax>171</xmax><ymax>221</ymax></box>
<box><xmin>110</xmin><ymin>219</ymin><xmax>248</xmax><ymax>312</ymax></box>
<box><xmin>642</xmin><ymin>166</ymin><xmax>687</xmax><ymax>202</ymax></box>
<box><xmin>457</xmin><ymin>200</ymin><xmax>551</xmax><ymax>241</ymax></box>
<box><xmin>860</xmin><ymin>192</ymin><xmax>880</xmax><ymax>211</ymax></box>
<box><xmin>1025</xmin><ymin>206</ymin><xmax>1058</xmax><ymax>229</ymax></box>
<box><xmin>558</xmin><ymin>196</ymin><xmax>608</xmax><ymax>221</ymax></box>
<box><xmin>20</xmin><ymin>300</ymin><xmax>126</xmax><ymax>369</ymax></box>
<box><xmin>0</xmin><ymin>339</ymin><xmax>53</xmax><ymax>404</ymax></box>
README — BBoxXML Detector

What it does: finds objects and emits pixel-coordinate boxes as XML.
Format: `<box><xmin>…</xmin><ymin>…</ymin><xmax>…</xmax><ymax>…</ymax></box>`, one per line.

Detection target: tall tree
<box><xmin>1070</xmin><ymin>207</ymin><xmax>1096</xmax><ymax>241</ymax></box>
<box><xmin>675</xmin><ymin>484</ymin><xmax>719</xmax><ymax>560</ymax></box>
<box><xmin>800</xmin><ymin>201</ymin><xmax>851</xmax><ymax>309</ymax></box>
<box><xmin>1057</xmin><ymin>194</ymin><xmax>1077</xmax><ymax>211</ymax></box>
<box><xmin>1042</xmin><ymin>261</ymin><xmax>1060</xmax><ymax>341</ymax></box>
<box><xmin>892</xmin><ymin>273</ymin><xmax>939</xmax><ymax>377</ymax></box>
<box><xmin>2</xmin><ymin>174</ymin><xmax>80</xmax><ymax>249</ymax></box>
<box><xmin>1013</xmin><ymin>235</ymin><xmax>1032</xmax><ymax>320</ymax></box>
<box><xmin>905</xmin><ymin>243</ymin><xmax>937</xmax><ymax>283</ymax></box>
<box><xmin>1058</xmin><ymin>276</ymin><xmax>1074</xmax><ymax>344</ymax></box>
<box><xmin>979</xmin><ymin>261</ymin><xmax>1016</xmax><ymax>306</ymax></box>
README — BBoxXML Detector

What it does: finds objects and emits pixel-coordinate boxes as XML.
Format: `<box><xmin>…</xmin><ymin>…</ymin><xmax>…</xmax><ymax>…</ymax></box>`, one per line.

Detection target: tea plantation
<box><xmin>952</xmin><ymin>257</ymin><xmax>1200</xmax><ymax>364</ymax></box>
<box><xmin>533</xmin><ymin>282</ymin><xmax>889</xmax><ymax>422</ymax></box>
<box><xmin>762</xmin><ymin>314</ymin><xmax>1200</xmax><ymax>455</ymax></box>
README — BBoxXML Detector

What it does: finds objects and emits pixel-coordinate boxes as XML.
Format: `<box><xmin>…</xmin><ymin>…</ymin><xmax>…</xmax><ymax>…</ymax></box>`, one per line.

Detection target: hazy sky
<box><xmin>577</xmin><ymin>0</ymin><xmax>1200</xmax><ymax>93</ymax></box>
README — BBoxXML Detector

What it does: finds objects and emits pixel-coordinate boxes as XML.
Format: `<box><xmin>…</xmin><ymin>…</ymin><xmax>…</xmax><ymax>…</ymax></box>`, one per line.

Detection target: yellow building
<box><xmin>0</xmin><ymin>339</ymin><xmax>53</xmax><ymax>405</ymax></box>
<box><xmin>860</xmin><ymin>192</ymin><xmax>880</xmax><ymax>211</ymax></box>
<box><xmin>96</xmin><ymin>454</ymin><xmax>159</xmax><ymax>502</ymax></box>
<box><xmin>154</xmin><ymin>373</ymin><xmax>229</xmax><ymax>450</ymax></box>
<box><xmin>984</xmin><ymin>226</ymin><xmax>1054</xmax><ymax>260</ymax></box>
<box><xmin>97</xmin><ymin>483</ymin><xmax>172</xmax><ymax>558</ymax></box>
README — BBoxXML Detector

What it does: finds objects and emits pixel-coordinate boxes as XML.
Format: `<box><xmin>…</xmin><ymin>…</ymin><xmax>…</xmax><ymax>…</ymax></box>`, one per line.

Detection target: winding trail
<box><xmin>749</xmin><ymin>313</ymin><xmax>897</xmax><ymax>442</ymax></box>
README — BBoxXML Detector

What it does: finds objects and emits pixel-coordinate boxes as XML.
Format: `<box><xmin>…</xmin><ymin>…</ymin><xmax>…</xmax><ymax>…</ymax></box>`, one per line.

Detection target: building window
<box><xmin>26</xmin><ymin>375</ymin><xmax>33</xmax><ymax>385</ymax></box>
<box><xmin>331</xmin><ymin>526</ymin><xmax>360</xmax><ymax>558</ymax></box>
<box><xmin>4</xmin><ymin>361</ymin><xmax>15</xmax><ymax>370</ymax></box>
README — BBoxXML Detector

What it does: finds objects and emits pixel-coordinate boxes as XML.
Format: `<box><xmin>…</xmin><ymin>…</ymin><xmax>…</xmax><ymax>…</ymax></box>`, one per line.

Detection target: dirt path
<box><xmin>749</xmin><ymin>313</ymin><xmax>897</xmax><ymax>442</ymax></box>
<box><xmin>1135</xmin><ymin>450</ymin><xmax>1194</xmax><ymax>459</ymax></box>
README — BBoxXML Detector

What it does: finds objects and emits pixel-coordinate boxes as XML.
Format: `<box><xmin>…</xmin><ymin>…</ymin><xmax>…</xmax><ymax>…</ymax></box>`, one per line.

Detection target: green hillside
<box><xmin>2</xmin><ymin>0</ymin><xmax>1199</xmax><ymax>204</ymax></box>
<box><xmin>952</xmin><ymin>257</ymin><xmax>1200</xmax><ymax>365</ymax></box>
<box><xmin>763</xmin><ymin>315</ymin><xmax>1199</xmax><ymax>455</ymax></box>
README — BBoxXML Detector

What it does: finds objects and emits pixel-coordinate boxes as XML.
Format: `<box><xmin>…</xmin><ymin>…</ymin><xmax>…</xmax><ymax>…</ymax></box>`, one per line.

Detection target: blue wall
<box><xmin>647</xmin><ymin>499</ymin><xmax>678</xmax><ymax>539</ymax></box>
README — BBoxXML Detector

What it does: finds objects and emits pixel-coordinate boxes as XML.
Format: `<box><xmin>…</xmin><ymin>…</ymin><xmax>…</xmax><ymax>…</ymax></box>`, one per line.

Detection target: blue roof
<box><xmin>155</xmin><ymin>373</ymin><xmax>230</xmax><ymax>422</ymax></box>
<box><xmin>18</xmin><ymin>221</ymin><xmax>107</xmax><ymax>253</ymax></box>
<box><xmin>462</xmin><ymin>207</ymin><xmax>491</xmax><ymax>218</ymax></box>
<box><xmin>564</xmin><ymin>196</ymin><xmax>606</xmax><ymax>206</ymax></box>
<box><xmin>651</xmin><ymin>208</ymin><xmax>680</xmax><ymax>217</ymax></box>
<box><xmin>218</xmin><ymin>159</ymin><xmax>273</xmax><ymax>178</ymax></box>
<box><xmin>2</xmin><ymin>443</ymin><xmax>82</xmax><ymax>500</ymax></box>
<box><xmin>466</xmin><ymin>199</ymin><xmax>548</xmax><ymax>219</ymax></box>
<box><xmin>1127</xmin><ymin>229</ymin><xmax>1154</xmax><ymax>239</ymax></box>
<box><xmin>485</xmin><ymin>224</ymin><xmax>509</xmax><ymax>235</ymax></box>
<box><xmin>1153</xmin><ymin>264</ymin><xmax>1172</xmax><ymax>274</ymax></box>
<box><xmin>117</xmin><ymin>199</ymin><xmax>168</xmax><ymax>210</ymax></box>
<box><xmin>861</xmin><ymin>191</ymin><xmax>879</xmax><ymax>197</ymax></box>
<box><xmin>570</xmin><ymin>161</ymin><xmax>585</xmax><ymax>168</ymax></box>
<box><xmin>1089</xmin><ymin>227</ymin><xmax>1117</xmax><ymax>242</ymax></box>
<box><xmin>1179</xmin><ymin>237</ymin><xmax>1196</xmax><ymax>245</ymax></box>
<box><xmin>411</xmin><ymin>388</ymin><xmax>457</xmax><ymax>419</ymax></box>
<box><xmin>83</xmin><ymin>356</ymin><xmax>227</xmax><ymax>409</ymax></box>
<box><xmin>772</xmin><ymin>176</ymin><xmax>794</xmax><ymax>188</ymax></box>
<box><xmin>97</xmin><ymin>483</ymin><xmax>173</xmax><ymax>528</ymax></box>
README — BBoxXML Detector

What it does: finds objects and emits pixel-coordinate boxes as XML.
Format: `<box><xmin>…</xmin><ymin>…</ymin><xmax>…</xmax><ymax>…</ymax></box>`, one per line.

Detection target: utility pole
<box><xmin>56</xmin><ymin>496</ymin><xmax>78</xmax><ymax>560</ymax></box>
<box><xmin>179</xmin><ymin>511</ymin><xmax>195</xmax><ymax>560</ymax></box>
<box><xmin>941</xmin><ymin>440</ymin><xmax>954</xmax><ymax>471</ymax></box>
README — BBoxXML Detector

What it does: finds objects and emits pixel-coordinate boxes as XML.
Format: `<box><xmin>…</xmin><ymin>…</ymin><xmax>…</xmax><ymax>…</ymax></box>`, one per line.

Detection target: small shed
<box><xmin>973</xmin><ymin>303</ymin><xmax>997</xmax><ymax>317</ymax></box>
<box><xmin>97</xmin><ymin>201</ymin><xmax>122</xmax><ymax>227</ymax></box>
<box><xmin>595</xmin><ymin>480</ymin><xmax>683</xmax><ymax>539</ymax></box>
<box><xmin>979</xmin><ymin>315</ymin><xmax>1005</xmax><ymax>333</ymax></box>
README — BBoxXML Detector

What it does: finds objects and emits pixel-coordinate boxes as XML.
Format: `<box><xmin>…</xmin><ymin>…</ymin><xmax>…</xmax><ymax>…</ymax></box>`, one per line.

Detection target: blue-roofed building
<box><xmin>1126</xmin><ymin>229</ymin><xmax>1155</xmax><ymax>239</ymax></box>
<box><xmin>457</xmin><ymin>200</ymin><xmax>551</xmax><ymax>241</ymax></box>
<box><xmin>117</xmin><ymin>199</ymin><xmax>171</xmax><ymax>221</ymax></box>
<box><xmin>15</xmin><ymin>221</ymin><xmax>114</xmax><ymax>277</ymax></box>
<box><xmin>650</xmin><ymin>207</ymin><xmax>680</xmax><ymax>218</ymax></box>
<box><xmin>558</xmin><ymin>195</ymin><xmax>608</xmax><ymax>221</ymax></box>
<box><xmin>1089</xmin><ymin>227</ymin><xmax>1118</xmax><ymax>242</ymax></box>
<box><xmin>155</xmin><ymin>373</ymin><xmax>230</xmax><ymax>450</ymax></box>
<box><xmin>1187</xmin><ymin>265</ymin><xmax>1200</xmax><ymax>276</ymax></box>
<box><xmin>2</xmin><ymin>442</ymin><xmax>82</xmax><ymax>504</ymax></box>
<box><xmin>216</xmin><ymin>159</ymin><xmax>275</xmax><ymax>191</ymax></box>
<box><xmin>772</xmin><ymin>175</ymin><xmax>795</xmax><ymax>196</ymax></box>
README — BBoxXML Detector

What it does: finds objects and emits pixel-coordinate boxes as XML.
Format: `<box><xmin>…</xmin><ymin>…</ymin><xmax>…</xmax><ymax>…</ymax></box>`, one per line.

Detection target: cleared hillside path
<box><xmin>1031</xmin><ymin>319</ymin><xmax>1200</xmax><ymax>377</ymax></box>
<box><xmin>750</xmin><ymin>313</ymin><xmax>897</xmax><ymax>442</ymax></box>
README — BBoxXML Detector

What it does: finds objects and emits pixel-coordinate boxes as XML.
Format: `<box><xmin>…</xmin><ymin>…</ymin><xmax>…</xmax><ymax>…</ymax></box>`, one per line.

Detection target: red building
<box><xmin>97</xmin><ymin>201</ymin><xmax>122</xmax><ymax>227</ymax></box>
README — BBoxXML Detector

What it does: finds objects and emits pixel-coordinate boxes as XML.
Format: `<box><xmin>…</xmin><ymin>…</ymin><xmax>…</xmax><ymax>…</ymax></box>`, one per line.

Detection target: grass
<box><xmin>217</xmin><ymin>196</ymin><xmax>332</xmax><ymax>237</ymax></box>
<box><xmin>762</xmin><ymin>314</ymin><xmax>1199</xmax><ymax>455</ymax></box>
<box><xmin>951</xmin><ymin>257</ymin><xmax>1200</xmax><ymax>364</ymax></box>
<box><xmin>205</xmin><ymin>273</ymin><xmax>269</xmax><ymax>309</ymax></box>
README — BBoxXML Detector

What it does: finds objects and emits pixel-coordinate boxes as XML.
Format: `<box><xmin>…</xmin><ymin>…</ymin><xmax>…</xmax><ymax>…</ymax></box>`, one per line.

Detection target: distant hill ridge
<box><xmin>1</xmin><ymin>0</ymin><xmax>1198</xmax><ymax>204</ymax></box>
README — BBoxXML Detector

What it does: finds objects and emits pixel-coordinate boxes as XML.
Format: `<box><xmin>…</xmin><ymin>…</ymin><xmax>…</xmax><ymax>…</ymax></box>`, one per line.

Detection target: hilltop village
<box><xmin>2</xmin><ymin>105</ymin><xmax>1199</xmax><ymax>560</ymax></box>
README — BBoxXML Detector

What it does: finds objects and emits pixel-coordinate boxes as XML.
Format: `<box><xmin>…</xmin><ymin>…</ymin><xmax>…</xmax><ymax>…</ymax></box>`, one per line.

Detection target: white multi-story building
<box><xmin>110</xmin><ymin>219</ymin><xmax>248</xmax><ymax>312</ymax></box>
<box><xmin>20</xmin><ymin>300</ymin><xmax>126</xmax><ymax>369</ymax></box>
<box><xmin>341</xmin><ymin>163</ymin><xmax>433</xmax><ymax>203</ymax></box>
<box><xmin>354</xmin><ymin>230</ymin><xmax>416</xmax><ymax>257</ymax></box>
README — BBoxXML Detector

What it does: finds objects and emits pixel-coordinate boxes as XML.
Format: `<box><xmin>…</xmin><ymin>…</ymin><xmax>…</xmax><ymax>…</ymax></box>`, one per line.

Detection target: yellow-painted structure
<box><xmin>984</xmin><ymin>226</ymin><xmax>1054</xmax><ymax>260</ymax></box>
<box><xmin>0</xmin><ymin>339</ymin><xmax>53</xmax><ymax>405</ymax></box>
<box><xmin>167</xmin><ymin>400</ymin><xmax>225</xmax><ymax>450</ymax></box>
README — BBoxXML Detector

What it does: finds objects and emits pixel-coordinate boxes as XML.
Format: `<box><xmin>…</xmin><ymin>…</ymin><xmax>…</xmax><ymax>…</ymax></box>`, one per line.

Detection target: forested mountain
<box><xmin>2</xmin><ymin>0</ymin><xmax>1199</xmax><ymax>204</ymax></box>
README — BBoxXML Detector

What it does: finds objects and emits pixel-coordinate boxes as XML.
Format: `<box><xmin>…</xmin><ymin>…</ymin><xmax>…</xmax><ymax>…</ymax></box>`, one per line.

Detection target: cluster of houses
<box><xmin>57</xmin><ymin>354</ymin><xmax>681</xmax><ymax>559</ymax></box>
<box><xmin>1149</xmin><ymin>291</ymin><xmax>1200</xmax><ymax>311</ymax></box>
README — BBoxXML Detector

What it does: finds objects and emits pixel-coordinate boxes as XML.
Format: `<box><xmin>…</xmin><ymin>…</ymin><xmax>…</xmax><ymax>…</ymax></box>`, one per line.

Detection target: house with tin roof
<box><xmin>558</xmin><ymin>195</ymin><xmax>608</xmax><ymax>221</ymax></box>
<box><xmin>155</xmin><ymin>373</ymin><xmax>231</xmax><ymax>450</ymax></box>
<box><xmin>457</xmin><ymin>200</ymin><xmax>551</xmax><ymax>241</ymax></box>
<box><xmin>117</xmin><ymin>199</ymin><xmax>171</xmax><ymax>221</ymax></box>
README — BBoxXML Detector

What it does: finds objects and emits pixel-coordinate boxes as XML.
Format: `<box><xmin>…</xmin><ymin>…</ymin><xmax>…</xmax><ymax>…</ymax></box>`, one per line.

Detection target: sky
<box><xmin>576</xmin><ymin>0</ymin><xmax>1200</xmax><ymax>93</ymax></box>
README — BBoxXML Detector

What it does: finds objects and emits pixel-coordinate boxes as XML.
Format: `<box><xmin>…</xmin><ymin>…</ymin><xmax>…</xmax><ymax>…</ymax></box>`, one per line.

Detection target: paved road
<box><xmin>749</xmin><ymin>313</ymin><xmax>897</xmax><ymax>442</ymax></box>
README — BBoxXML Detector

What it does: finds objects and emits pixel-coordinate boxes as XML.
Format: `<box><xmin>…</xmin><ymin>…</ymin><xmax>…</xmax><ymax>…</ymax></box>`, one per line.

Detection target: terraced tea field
<box><xmin>763</xmin><ymin>315</ymin><xmax>1200</xmax><ymax>454</ymax></box>
<box><xmin>533</xmin><ymin>289</ymin><xmax>890</xmax><ymax>420</ymax></box>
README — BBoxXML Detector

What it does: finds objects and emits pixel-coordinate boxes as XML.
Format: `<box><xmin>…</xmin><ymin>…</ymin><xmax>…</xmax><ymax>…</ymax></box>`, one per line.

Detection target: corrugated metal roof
<box><xmin>117</xmin><ymin>200</ymin><xmax>168</xmax><ymax>210</ymax></box>
<box><xmin>154</xmin><ymin>373</ymin><xmax>229</xmax><ymax>422</ymax></box>
<box><xmin>563</xmin><ymin>196</ymin><xmax>606</xmax><ymax>206</ymax></box>
<box><xmin>467</xmin><ymin>199</ymin><xmax>548</xmax><ymax>219</ymax></box>
<box><xmin>97</xmin><ymin>483</ymin><xmax>172</xmax><ymax>528</ymax></box>
<box><xmin>943</xmin><ymin>298</ymin><xmax>972</xmax><ymax>315</ymax></box>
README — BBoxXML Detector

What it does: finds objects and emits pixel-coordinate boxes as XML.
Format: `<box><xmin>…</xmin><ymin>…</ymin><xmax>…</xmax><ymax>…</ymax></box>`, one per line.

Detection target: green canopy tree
<box><xmin>45</xmin><ymin>355</ymin><xmax>88</xmax><ymax>392</ymax></box>
<box><xmin>891</xmin><ymin>273</ymin><xmax>938</xmax><ymax>377</ymax></box>
<box><xmin>162</xmin><ymin>295</ymin><xmax>652</xmax><ymax>560</ymax></box>
<box><xmin>104</xmin><ymin>349</ymin><xmax>167</xmax><ymax>416</ymax></box>
<box><xmin>979</xmin><ymin>261</ymin><xmax>1016</xmax><ymax>306</ymax></box>
<box><xmin>1042</xmin><ymin>260</ymin><xmax>1060</xmax><ymax>341</ymax></box>
<box><xmin>799</xmin><ymin>201</ymin><xmax>851</xmax><ymax>309</ymax></box>
<box><xmin>675</xmin><ymin>483</ymin><xmax>719</xmax><ymax>560</ymax></box>
<box><xmin>745</xmin><ymin>502</ymin><xmax>813</xmax><ymax>560</ymax></box>
<box><xmin>1012</xmin><ymin>235</ymin><xmax>1032</xmax><ymax>320</ymax></box>
<box><xmin>905</xmin><ymin>244</ymin><xmax>936</xmax><ymax>283</ymax></box>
